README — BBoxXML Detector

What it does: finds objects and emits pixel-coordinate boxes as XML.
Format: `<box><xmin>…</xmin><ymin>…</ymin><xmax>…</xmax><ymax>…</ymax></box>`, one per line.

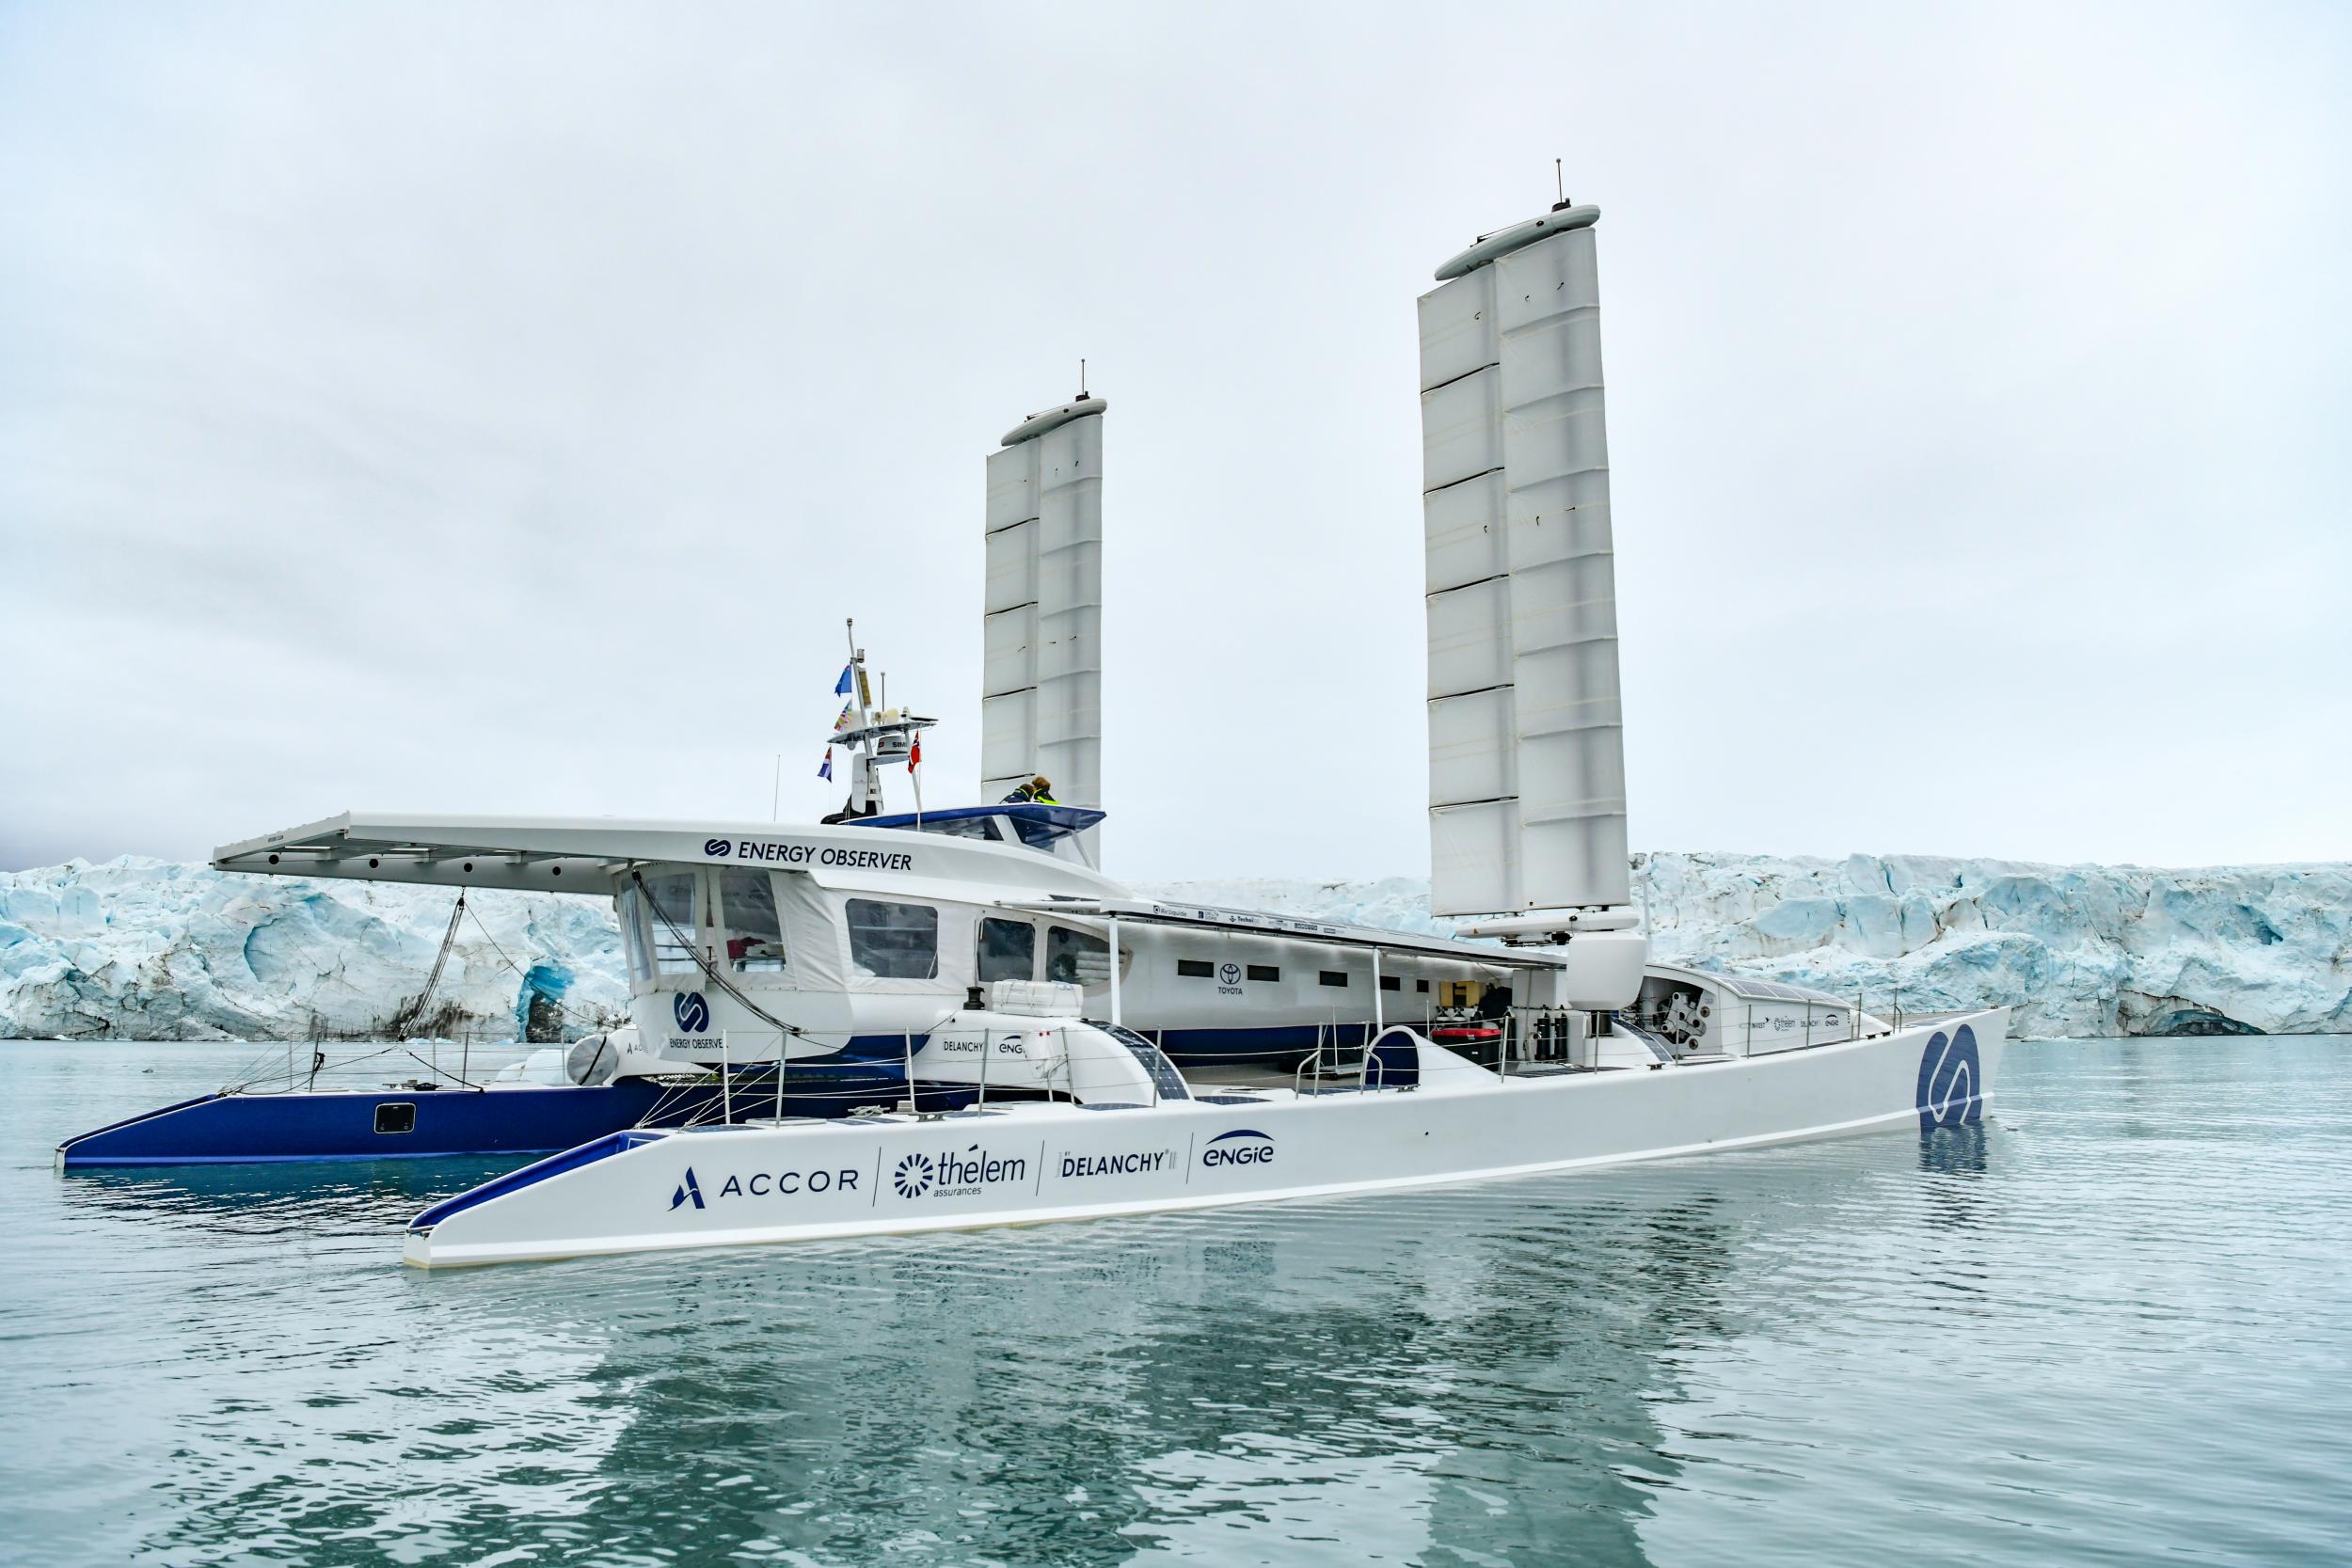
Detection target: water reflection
<box><xmin>1917</xmin><ymin>1124</ymin><xmax>1989</xmax><ymax>1178</ymax></box>
<box><xmin>56</xmin><ymin>1157</ymin><xmax>516</xmax><ymax>1237</ymax></box>
<box><xmin>56</xmin><ymin>1147</ymin><xmax>1926</xmax><ymax>1566</ymax></box>
<box><xmin>386</xmin><ymin>1170</ymin><xmax>1795</xmax><ymax>1567</ymax></box>
<box><xmin>15</xmin><ymin>1038</ymin><xmax>2350</xmax><ymax>1567</ymax></box>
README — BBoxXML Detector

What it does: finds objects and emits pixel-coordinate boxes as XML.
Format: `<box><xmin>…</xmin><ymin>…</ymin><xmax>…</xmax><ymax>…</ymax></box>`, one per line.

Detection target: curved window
<box><xmin>848</xmin><ymin>899</ymin><xmax>939</xmax><ymax>979</ymax></box>
<box><xmin>1046</xmin><ymin>926</ymin><xmax>1110</xmax><ymax>988</ymax></box>
<box><xmin>1010</xmin><ymin>816</ymin><xmax>1067</xmax><ymax>851</ymax></box>
<box><xmin>918</xmin><ymin>816</ymin><xmax>1000</xmax><ymax>841</ymax></box>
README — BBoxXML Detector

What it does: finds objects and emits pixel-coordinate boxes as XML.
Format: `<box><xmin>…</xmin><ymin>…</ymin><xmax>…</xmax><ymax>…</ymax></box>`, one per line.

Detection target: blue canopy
<box><xmin>856</xmin><ymin>802</ymin><xmax>1106</xmax><ymax>853</ymax></box>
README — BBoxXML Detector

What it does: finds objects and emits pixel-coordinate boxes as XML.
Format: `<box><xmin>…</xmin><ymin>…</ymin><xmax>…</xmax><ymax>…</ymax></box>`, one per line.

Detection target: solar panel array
<box><xmin>1715</xmin><ymin>975</ymin><xmax>1844</xmax><ymax>1005</ymax></box>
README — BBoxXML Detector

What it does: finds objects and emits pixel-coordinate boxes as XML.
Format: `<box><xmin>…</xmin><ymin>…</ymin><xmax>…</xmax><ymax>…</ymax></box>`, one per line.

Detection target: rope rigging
<box><xmin>457</xmin><ymin>896</ymin><xmax>619</xmax><ymax>1036</ymax></box>
<box><xmin>388</xmin><ymin>892</ymin><xmax>467</xmax><ymax>1038</ymax></box>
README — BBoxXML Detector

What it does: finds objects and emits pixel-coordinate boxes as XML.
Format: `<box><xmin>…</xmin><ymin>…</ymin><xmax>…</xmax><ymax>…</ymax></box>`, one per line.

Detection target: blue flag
<box><xmin>834</xmin><ymin>664</ymin><xmax>854</xmax><ymax>696</ymax></box>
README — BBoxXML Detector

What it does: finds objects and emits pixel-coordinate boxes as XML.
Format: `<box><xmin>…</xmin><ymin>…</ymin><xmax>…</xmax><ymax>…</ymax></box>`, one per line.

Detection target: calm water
<box><xmin>2</xmin><ymin>1038</ymin><xmax>2347</xmax><ymax>1567</ymax></box>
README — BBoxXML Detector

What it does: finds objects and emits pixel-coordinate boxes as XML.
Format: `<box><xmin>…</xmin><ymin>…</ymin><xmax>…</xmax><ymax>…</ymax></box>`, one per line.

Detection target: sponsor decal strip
<box><xmin>665</xmin><ymin>1127</ymin><xmax>1280</xmax><ymax>1217</ymax></box>
<box><xmin>704</xmin><ymin>836</ymin><xmax>915</xmax><ymax>872</ymax></box>
<box><xmin>1059</xmin><ymin>1149</ymin><xmax>1174</xmax><ymax>1179</ymax></box>
<box><xmin>1200</xmin><ymin>1129</ymin><xmax>1276</xmax><ymax>1168</ymax></box>
<box><xmin>711</xmin><ymin>1167</ymin><xmax>860</xmax><ymax>1198</ymax></box>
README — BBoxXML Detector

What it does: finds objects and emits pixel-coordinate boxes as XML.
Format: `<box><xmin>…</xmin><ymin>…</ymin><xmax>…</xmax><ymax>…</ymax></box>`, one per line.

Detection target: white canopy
<box><xmin>211</xmin><ymin>811</ymin><xmax>1127</xmax><ymax>900</ymax></box>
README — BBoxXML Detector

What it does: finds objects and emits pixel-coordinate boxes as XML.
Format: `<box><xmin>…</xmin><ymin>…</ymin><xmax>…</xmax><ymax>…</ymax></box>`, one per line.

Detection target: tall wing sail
<box><xmin>983</xmin><ymin>396</ymin><xmax>1105</xmax><ymax>841</ymax></box>
<box><xmin>1420</xmin><ymin>205</ymin><xmax>1628</xmax><ymax>918</ymax></box>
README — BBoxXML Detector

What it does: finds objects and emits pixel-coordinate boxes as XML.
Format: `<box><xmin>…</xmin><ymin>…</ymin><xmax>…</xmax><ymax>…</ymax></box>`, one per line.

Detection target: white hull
<box><xmin>404</xmin><ymin>1009</ymin><xmax>2006</xmax><ymax>1268</ymax></box>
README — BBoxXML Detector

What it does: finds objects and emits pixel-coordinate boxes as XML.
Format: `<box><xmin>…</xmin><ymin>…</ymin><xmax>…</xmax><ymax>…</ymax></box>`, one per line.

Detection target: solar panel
<box><xmin>1715</xmin><ymin>975</ymin><xmax>1844</xmax><ymax>1005</ymax></box>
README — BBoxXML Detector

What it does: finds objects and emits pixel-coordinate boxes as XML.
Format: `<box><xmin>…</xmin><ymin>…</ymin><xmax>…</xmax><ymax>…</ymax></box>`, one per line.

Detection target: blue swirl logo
<box><xmin>894</xmin><ymin>1153</ymin><xmax>934</xmax><ymax>1198</ymax></box>
<box><xmin>704</xmin><ymin>837</ymin><xmax>732</xmax><ymax>858</ymax></box>
<box><xmin>1916</xmin><ymin>1024</ymin><xmax>1982</xmax><ymax>1131</ymax></box>
<box><xmin>674</xmin><ymin>991</ymin><xmax>710</xmax><ymax>1034</ymax></box>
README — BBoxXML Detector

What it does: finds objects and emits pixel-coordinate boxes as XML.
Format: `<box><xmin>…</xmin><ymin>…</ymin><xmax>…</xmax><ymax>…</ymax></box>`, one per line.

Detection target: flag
<box><xmin>818</xmin><ymin>747</ymin><xmax>833</xmax><ymax>781</ymax></box>
<box><xmin>834</xmin><ymin>700</ymin><xmax>854</xmax><ymax>732</ymax></box>
<box><xmin>908</xmin><ymin>734</ymin><xmax>922</xmax><ymax>772</ymax></box>
<box><xmin>834</xmin><ymin>664</ymin><xmax>854</xmax><ymax>696</ymax></box>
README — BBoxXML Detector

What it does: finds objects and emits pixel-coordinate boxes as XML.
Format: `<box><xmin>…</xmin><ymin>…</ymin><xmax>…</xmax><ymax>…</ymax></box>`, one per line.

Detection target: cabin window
<box><xmin>847</xmin><ymin>899</ymin><xmax>939</xmax><ymax>980</ymax></box>
<box><xmin>1176</xmin><ymin>958</ymin><xmax>1215</xmax><ymax>979</ymax></box>
<box><xmin>721</xmin><ymin>870</ymin><xmax>786</xmax><ymax>972</ymax></box>
<box><xmin>616</xmin><ymin>885</ymin><xmax>654</xmax><ymax>985</ymax></box>
<box><xmin>1248</xmin><ymin>964</ymin><xmax>1279</xmax><ymax>983</ymax></box>
<box><xmin>373</xmin><ymin>1102</ymin><xmax>415</xmax><ymax>1134</ymax></box>
<box><xmin>1416</xmin><ymin>978</ymin><xmax>1430</xmax><ymax>993</ymax></box>
<box><xmin>644</xmin><ymin>873</ymin><xmax>700</xmax><ymax>974</ymax></box>
<box><xmin>1046</xmin><ymin>927</ymin><xmax>1110</xmax><ymax>988</ymax></box>
<box><xmin>1319</xmin><ymin>970</ymin><xmax>1349</xmax><ymax>988</ymax></box>
<box><xmin>977</xmin><ymin>917</ymin><xmax>1035</xmax><ymax>984</ymax></box>
<box><xmin>1379</xmin><ymin>974</ymin><xmax>1401</xmax><ymax>991</ymax></box>
<box><xmin>918</xmin><ymin>816</ymin><xmax>999</xmax><ymax>841</ymax></box>
<box><xmin>1009</xmin><ymin>816</ymin><xmax>1070</xmax><ymax>851</ymax></box>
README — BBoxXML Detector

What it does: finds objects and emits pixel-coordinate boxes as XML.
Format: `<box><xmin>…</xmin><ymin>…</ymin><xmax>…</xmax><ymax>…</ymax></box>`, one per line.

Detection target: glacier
<box><xmin>2</xmin><ymin>852</ymin><xmax>2345</xmax><ymax>1041</ymax></box>
<box><xmin>1160</xmin><ymin>853</ymin><xmax>2352</xmax><ymax>1039</ymax></box>
<box><xmin>0</xmin><ymin>857</ymin><xmax>628</xmax><ymax>1045</ymax></box>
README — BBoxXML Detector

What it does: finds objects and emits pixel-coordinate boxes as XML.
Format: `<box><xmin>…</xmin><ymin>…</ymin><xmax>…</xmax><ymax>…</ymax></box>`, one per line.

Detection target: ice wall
<box><xmin>4</xmin><ymin>852</ymin><xmax>2345</xmax><ymax>1040</ymax></box>
<box><xmin>0</xmin><ymin>858</ymin><xmax>627</xmax><ymax>1043</ymax></box>
<box><xmin>1149</xmin><ymin>855</ymin><xmax>2352</xmax><ymax>1038</ymax></box>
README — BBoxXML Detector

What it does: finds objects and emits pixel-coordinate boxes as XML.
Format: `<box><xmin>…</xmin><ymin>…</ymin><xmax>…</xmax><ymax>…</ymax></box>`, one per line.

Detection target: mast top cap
<box><xmin>1000</xmin><ymin>394</ymin><xmax>1107</xmax><ymax>448</ymax></box>
<box><xmin>1433</xmin><ymin>203</ymin><xmax>1601</xmax><ymax>281</ymax></box>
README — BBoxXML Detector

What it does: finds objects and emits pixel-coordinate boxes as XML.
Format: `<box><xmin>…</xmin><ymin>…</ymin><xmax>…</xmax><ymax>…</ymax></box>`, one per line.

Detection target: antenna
<box><xmin>1551</xmin><ymin>158</ymin><xmax>1570</xmax><ymax>211</ymax></box>
<box><xmin>1079</xmin><ymin>356</ymin><xmax>1088</xmax><ymax>398</ymax></box>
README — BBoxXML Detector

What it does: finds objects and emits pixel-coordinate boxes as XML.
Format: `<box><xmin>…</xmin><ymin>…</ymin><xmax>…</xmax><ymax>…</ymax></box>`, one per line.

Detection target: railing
<box><xmin>1293</xmin><ymin>1022</ymin><xmax>1375</xmax><ymax>1098</ymax></box>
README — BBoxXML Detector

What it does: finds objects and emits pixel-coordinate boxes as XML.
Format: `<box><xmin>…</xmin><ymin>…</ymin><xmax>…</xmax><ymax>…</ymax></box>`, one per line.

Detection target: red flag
<box><xmin>909</xmin><ymin>734</ymin><xmax>922</xmax><ymax>771</ymax></box>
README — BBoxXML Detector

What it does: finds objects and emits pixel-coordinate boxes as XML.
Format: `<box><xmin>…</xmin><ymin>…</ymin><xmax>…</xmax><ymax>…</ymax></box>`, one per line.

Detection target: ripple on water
<box><xmin>0</xmin><ymin>1037</ymin><xmax>2347</xmax><ymax>1565</ymax></box>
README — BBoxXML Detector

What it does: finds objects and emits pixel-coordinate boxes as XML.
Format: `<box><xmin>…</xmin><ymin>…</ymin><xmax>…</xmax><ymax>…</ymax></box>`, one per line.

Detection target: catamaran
<box><xmin>62</xmin><ymin>198</ymin><xmax>2004</xmax><ymax>1265</ymax></box>
<box><xmin>395</xmin><ymin>196</ymin><xmax>2002</xmax><ymax>1264</ymax></box>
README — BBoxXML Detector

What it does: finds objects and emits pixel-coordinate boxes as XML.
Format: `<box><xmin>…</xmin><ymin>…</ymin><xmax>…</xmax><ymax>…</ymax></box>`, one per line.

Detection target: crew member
<box><xmin>1002</xmin><ymin>775</ymin><xmax>1057</xmax><ymax>804</ymax></box>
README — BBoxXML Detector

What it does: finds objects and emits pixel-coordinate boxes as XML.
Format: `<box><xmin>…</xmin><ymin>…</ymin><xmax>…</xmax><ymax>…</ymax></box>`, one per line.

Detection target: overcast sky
<box><xmin>3</xmin><ymin>3</ymin><xmax>2346</xmax><ymax>879</ymax></box>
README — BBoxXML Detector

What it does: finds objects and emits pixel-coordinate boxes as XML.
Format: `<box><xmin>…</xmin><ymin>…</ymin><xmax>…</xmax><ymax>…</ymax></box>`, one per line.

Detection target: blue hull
<box><xmin>56</xmin><ymin>1026</ymin><xmax>1376</xmax><ymax>1170</ymax></box>
<box><xmin>56</xmin><ymin>1063</ymin><xmax>932</xmax><ymax>1170</ymax></box>
<box><xmin>1153</xmin><ymin>1024</ymin><xmax>1374</xmax><ymax>1066</ymax></box>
